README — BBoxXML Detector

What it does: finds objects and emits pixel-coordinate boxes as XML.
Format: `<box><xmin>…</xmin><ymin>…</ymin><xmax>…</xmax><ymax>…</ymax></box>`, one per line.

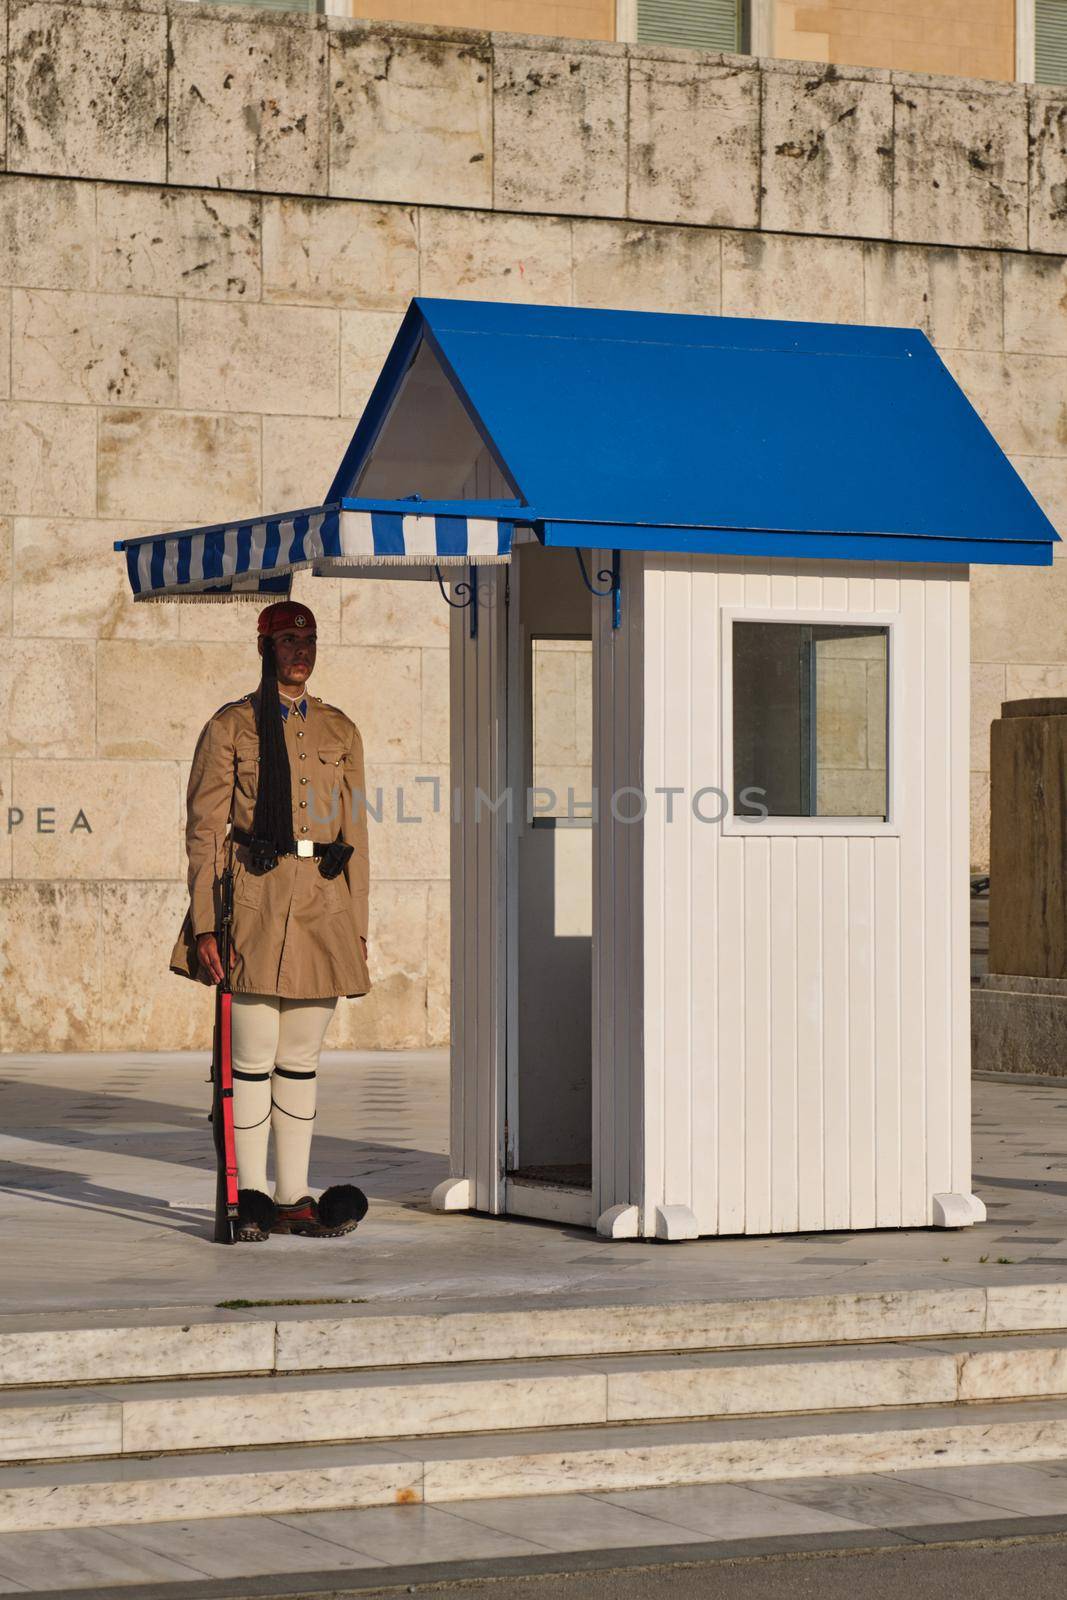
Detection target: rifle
<box><xmin>210</xmin><ymin>860</ymin><xmax>239</xmax><ymax>1244</ymax></box>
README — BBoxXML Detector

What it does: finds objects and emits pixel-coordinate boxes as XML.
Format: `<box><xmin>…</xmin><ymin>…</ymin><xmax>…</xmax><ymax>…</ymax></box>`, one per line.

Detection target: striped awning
<box><xmin>115</xmin><ymin>501</ymin><xmax>517</xmax><ymax>602</ymax></box>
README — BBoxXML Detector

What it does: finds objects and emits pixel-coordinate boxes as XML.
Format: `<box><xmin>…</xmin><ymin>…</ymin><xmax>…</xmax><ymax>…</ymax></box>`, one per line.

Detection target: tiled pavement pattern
<box><xmin>0</xmin><ymin>1462</ymin><xmax>1066</xmax><ymax>1590</ymax></box>
<box><xmin>0</xmin><ymin>1053</ymin><xmax>1066</xmax><ymax>1313</ymax></box>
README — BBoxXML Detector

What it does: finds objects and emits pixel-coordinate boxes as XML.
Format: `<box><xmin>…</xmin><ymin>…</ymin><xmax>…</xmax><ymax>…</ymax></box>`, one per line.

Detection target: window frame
<box><xmin>720</xmin><ymin>606</ymin><xmax>901</xmax><ymax>839</ymax></box>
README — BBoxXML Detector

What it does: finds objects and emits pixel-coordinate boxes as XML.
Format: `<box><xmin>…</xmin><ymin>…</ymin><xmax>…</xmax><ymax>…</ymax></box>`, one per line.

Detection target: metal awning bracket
<box><xmin>575</xmin><ymin>548</ymin><xmax>621</xmax><ymax>629</ymax></box>
<box><xmin>435</xmin><ymin>561</ymin><xmax>478</xmax><ymax>638</ymax></box>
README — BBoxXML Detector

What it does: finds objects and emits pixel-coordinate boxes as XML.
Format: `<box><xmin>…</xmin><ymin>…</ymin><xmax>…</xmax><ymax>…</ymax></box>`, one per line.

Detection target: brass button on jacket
<box><xmin>170</xmin><ymin>688</ymin><xmax>371</xmax><ymax>1000</ymax></box>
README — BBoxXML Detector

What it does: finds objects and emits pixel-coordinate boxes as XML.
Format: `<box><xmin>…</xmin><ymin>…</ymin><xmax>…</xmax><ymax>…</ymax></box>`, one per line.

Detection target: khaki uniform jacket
<box><xmin>170</xmin><ymin>688</ymin><xmax>371</xmax><ymax>1000</ymax></box>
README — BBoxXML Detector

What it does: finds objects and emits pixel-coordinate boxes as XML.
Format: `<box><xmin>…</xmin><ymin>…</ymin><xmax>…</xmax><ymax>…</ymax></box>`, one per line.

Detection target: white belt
<box><xmin>295</xmin><ymin>839</ymin><xmax>314</xmax><ymax>858</ymax></box>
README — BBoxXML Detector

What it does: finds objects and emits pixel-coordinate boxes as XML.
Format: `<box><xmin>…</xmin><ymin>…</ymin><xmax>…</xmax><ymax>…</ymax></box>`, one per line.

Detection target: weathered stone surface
<box><xmin>96</xmin><ymin>642</ymin><xmax>258</xmax><ymax>760</ymax></box>
<box><xmin>762</xmin><ymin>63</ymin><xmax>892</xmax><ymax>238</ymax></box>
<box><xmin>339</xmin><ymin>309</ymin><xmax>405</xmax><ymax>417</ymax></box>
<box><xmin>721</xmin><ymin>231</ymin><xmax>865</xmax><ymax>322</ymax></box>
<box><xmin>341</xmin><ymin>577</ymin><xmax>448</xmax><ymax>650</ymax></box>
<box><xmin>0</xmin><ymin>640</ymin><xmax>95</xmax><ymax>758</ymax></box>
<box><xmin>10</xmin><ymin>760</ymin><xmax>180</xmax><ymax>881</ymax></box>
<box><xmin>421</xmin><ymin>646</ymin><xmax>449</xmax><ymax>763</ymax></box>
<box><xmin>359</xmin><ymin>761</ymin><xmax>450</xmax><ymax>880</ymax></box>
<box><xmin>178</xmin><ymin>302</ymin><xmax>339</xmax><ymax>418</ymax></box>
<box><xmin>863</xmin><ymin>242</ymin><xmax>1003</xmax><ymax>351</ymax></box>
<box><xmin>971</xmin><ymin>664</ymin><xmax>1007</xmax><ymax>773</ymax></box>
<box><xmin>0</xmin><ymin>882</ymin><xmax>101</xmax><ymax>1051</ymax></box>
<box><xmin>263</xmin><ymin>197</ymin><xmax>418</xmax><ymax>310</ymax></box>
<box><xmin>971</xmin><ymin>771</ymin><xmax>990</xmax><ymax>872</ymax></box>
<box><xmin>13</xmin><ymin>518</ymin><xmax>178</xmax><ymax>641</ymax></box>
<box><xmin>312</xmin><ymin>645</ymin><xmax>422</xmax><ymax>763</ymax></box>
<box><xmin>426</xmin><ymin>877</ymin><xmax>449</xmax><ymax>1045</ymax></box>
<box><xmin>493</xmin><ymin>40</ymin><xmax>626</xmax><ymax>217</ymax></box>
<box><xmin>1004</xmin><ymin>253</ymin><xmax>1067</xmax><ymax>356</ymax></box>
<box><xmin>941</xmin><ymin>350</ymin><xmax>1067</xmax><ymax>458</ymax></box>
<box><xmin>0</xmin><ymin>299</ymin><xmax>11</xmax><ymax>401</ymax></box>
<box><xmin>0</xmin><ymin>402</ymin><xmax>96</xmax><ymax>516</ymax></box>
<box><xmin>96</xmin><ymin>186</ymin><xmax>261</xmax><ymax>301</ymax></box>
<box><xmin>1008</xmin><ymin>454</ymin><xmax>1067</xmax><ymax>546</ymax></box>
<box><xmin>12</xmin><ymin>289</ymin><xmax>177</xmax><ymax>407</ymax></box>
<box><xmin>330</xmin><ymin>879</ymin><xmax>429</xmax><ymax>1050</ymax></box>
<box><xmin>0</xmin><ymin>760</ymin><xmax>12</xmax><ymax>877</ymax></box>
<box><xmin>0</xmin><ymin>519</ymin><xmax>11</xmax><ymax>637</ymax></box>
<box><xmin>971</xmin><ymin>558</ymin><xmax>1067</xmax><ymax>664</ymax></box>
<box><xmin>1005</xmin><ymin>662</ymin><xmax>1067</xmax><ymax>698</ymax></box>
<box><xmin>1029</xmin><ymin>92</ymin><xmax>1067</xmax><ymax>256</ymax></box>
<box><xmin>418</xmin><ymin>207</ymin><xmax>572</xmax><ymax>302</ymax></box>
<box><xmin>101</xmin><ymin>880</ymin><xmax>212</xmax><ymax>1051</ymax></box>
<box><xmin>8</xmin><ymin>1</ymin><xmax>166</xmax><ymax>183</ymax></box>
<box><xmin>973</xmin><ymin>976</ymin><xmax>1067</xmax><ymax>1075</ymax></box>
<box><xmin>572</xmin><ymin>219</ymin><xmax>721</xmax><ymax>313</ymax></box>
<box><xmin>169</xmin><ymin>11</ymin><xmax>328</xmax><ymax>195</ymax></box>
<box><xmin>262</xmin><ymin>415</ymin><xmax>358</xmax><ymax>510</ymax></box>
<box><xmin>330</xmin><ymin>24</ymin><xmax>492</xmax><ymax>209</ymax></box>
<box><xmin>628</xmin><ymin>53</ymin><xmax>758</xmax><ymax>228</ymax></box>
<box><xmin>98</xmin><ymin>409</ymin><xmax>260</xmax><ymax>523</ymax></box>
<box><xmin>0</xmin><ymin>177</ymin><xmax>95</xmax><ymax>290</ymax></box>
<box><xmin>893</xmin><ymin>79</ymin><xmax>1028</xmax><ymax>250</ymax></box>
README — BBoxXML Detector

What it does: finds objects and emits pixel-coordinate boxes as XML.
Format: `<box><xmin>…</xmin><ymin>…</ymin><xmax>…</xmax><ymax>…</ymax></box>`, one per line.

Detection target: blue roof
<box><xmin>329</xmin><ymin>298</ymin><xmax>1058</xmax><ymax>567</ymax></box>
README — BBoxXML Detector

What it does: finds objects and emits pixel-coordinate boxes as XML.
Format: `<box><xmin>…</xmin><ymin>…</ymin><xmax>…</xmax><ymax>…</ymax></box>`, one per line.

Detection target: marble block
<box><xmin>12</xmin><ymin>289</ymin><xmax>177</xmax><ymax>408</ymax></box>
<box><xmin>1029</xmin><ymin>91</ymin><xmax>1067</xmax><ymax>255</ymax></box>
<box><xmin>95</xmin><ymin>185</ymin><xmax>261</xmax><ymax>302</ymax></box>
<box><xmin>97</xmin><ymin>409</ymin><xmax>260</xmax><ymax>524</ymax></box>
<box><xmin>0</xmin><ymin>1400</ymin><xmax>121</xmax><ymax>1464</ymax></box>
<box><xmin>0</xmin><ymin>639</ymin><xmax>94</xmax><ymax>758</ymax></box>
<box><xmin>862</xmin><ymin>241</ymin><xmax>1003</xmax><ymax>353</ymax></box>
<box><xmin>329</xmin><ymin>25</ymin><xmax>492</xmax><ymax>209</ymax></box>
<box><xmin>10</xmin><ymin>760</ymin><xmax>179</xmax><ymax>881</ymax></box>
<box><xmin>13</xmin><ymin>517</ymin><xmax>179</xmax><ymax>643</ymax></box>
<box><xmin>493</xmin><ymin>41</ymin><xmax>626</xmax><ymax>218</ymax></box>
<box><xmin>0</xmin><ymin>881</ymin><xmax>101</xmax><ymax>1051</ymax></box>
<box><xmin>95</xmin><ymin>640</ymin><xmax>259</xmax><ymax>760</ymax></box>
<box><xmin>417</xmin><ymin>208</ymin><xmax>572</xmax><ymax>305</ymax></box>
<box><xmin>722</xmin><ymin>232</ymin><xmax>865</xmax><ymax>323</ymax></box>
<box><xmin>761</xmin><ymin>63</ymin><xmax>892</xmax><ymax>239</ymax></box>
<box><xmin>263</xmin><ymin>197</ymin><xmax>418</xmax><ymax>311</ymax></box>
<box><xmin>178</xmin><ymin>301</ymin><xmax>339</xmax><ymax>418</ymax></box>
<box><xmin>169</xmin><ymin>10</ymin><xmax>328</xmax><ymax>196</ymax></box>
<box><xmin>628</xmin><ymin>53</ymin><xmax>758</xmax><ymax>229</ymax></box>
<box><xmin>0</xmin><ymin>402</ymin><xmax>96</xmax><ymax>518</ymax></box>
<box><xmin>8</xmin><ymin>1</ymin><xmax>167</xmax><ymax>183</ymax></box>
<box><xmin>0</xmin><ymin>1319</ymin><xmax>275</xmax><ymax>1390</ymax></box>
<box><xmin>0</xmin><ymin>176</ymin><xmax>96</xmax><ymax>292</ymax></box>
<box><xmin>572</xmin><ymin>219</ymin><xmax>722</xmax><ymax>315</ymax></box>
<box><xmin>892</xmin><ymin>79</ymin><xmax>1028</xmax><ymax>251</ymax></box>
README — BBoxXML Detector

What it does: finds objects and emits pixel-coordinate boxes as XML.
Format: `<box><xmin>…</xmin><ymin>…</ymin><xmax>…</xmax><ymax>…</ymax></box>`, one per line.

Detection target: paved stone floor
<box><xmin>1</xmin><ymin>1462</ymin><xmax>1067</xmax><ymax>1592</ymax></box>
<box><xmin>0</xmin><ymin>1053</ymin><xmax>1066</xmax><ymax>1315</ymax></box>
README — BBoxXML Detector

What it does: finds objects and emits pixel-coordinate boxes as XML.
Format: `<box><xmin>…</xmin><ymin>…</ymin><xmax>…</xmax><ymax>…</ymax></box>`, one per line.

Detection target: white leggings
<box><xmin>230</xmin><ymin>995</ymin><xmax>338</xmax><ymax>1205</ymax></box>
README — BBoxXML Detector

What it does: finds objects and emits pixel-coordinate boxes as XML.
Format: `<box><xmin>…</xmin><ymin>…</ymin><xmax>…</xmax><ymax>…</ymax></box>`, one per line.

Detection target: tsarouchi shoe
<box><xmin>272</xmin><ymin>1185</ymin><xmax>368</xmax><ymax>1238</ymax></box>
<box><xmin>235</xmin><ymin>1189</ymin><xmax>277</xmax><ymax>1242</ymax></box>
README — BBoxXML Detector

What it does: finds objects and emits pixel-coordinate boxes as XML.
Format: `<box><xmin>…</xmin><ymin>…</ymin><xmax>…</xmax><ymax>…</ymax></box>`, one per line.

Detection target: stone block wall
<box><xmin>0</xmin><ymin>0</ymin><xmax>1066</xmax><ymax>1049</ymax></box>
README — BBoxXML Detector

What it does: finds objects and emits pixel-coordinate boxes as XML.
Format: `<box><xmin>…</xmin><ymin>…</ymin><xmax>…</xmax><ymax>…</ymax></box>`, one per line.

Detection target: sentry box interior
<box><xmin>116</xmin><ymin>297</ymin><xmax>1058</xmax><ymax>1240</ymax></box>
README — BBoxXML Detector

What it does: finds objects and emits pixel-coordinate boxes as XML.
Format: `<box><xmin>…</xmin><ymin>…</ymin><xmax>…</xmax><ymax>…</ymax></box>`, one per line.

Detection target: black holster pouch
<box><xmin>248</xmin><ymin>837</ymin><xmax>281</xmax><ymax>873</ymax></box>
<box><xmin>318</xmin><ymin>839</ymin><xmax>353</xmax><ymax>880</ymax></box>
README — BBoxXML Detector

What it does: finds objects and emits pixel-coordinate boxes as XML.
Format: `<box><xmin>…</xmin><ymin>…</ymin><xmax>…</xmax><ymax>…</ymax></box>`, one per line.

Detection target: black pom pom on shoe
<box><xmin>236</xmin><ymin>1189</ymin><xmax>277</xmax><ymax>1242</ymax></box>
<box><xmin>317</xmin><ymin>1184</ymin><xmax>368</xmax><ymax>1230</ymax></box>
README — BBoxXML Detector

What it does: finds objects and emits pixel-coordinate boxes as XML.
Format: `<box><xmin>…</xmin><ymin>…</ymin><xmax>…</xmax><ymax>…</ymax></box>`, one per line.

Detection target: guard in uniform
<box><xmin>171</xmin><ymin>600</ymin><xmax>370</xmax><ymax>1241</ymax></box>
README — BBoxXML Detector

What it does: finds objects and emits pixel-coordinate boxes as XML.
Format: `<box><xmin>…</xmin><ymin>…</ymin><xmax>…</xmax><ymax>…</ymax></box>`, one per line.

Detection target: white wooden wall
<box><xmin>638</xmin><ymin>556</ymin><xmax>972</xmax><ymax>1235</ymax></box>
<box><xmin>448</xmin><ymin>569</ymin><xmax>509</xmax><ymax>1213</ymax></box>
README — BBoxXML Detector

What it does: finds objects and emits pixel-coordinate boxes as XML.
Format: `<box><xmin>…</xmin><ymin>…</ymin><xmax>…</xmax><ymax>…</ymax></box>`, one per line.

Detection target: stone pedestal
<box><xmin>972</xmin><ymin>973</ymin><xmax>1067</xmax><ymax>1077</ymax></box>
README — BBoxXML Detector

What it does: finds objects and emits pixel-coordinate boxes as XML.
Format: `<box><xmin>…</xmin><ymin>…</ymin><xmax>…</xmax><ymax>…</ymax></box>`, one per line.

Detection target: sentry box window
<box><xmin>732</xmin><ymin>621</ymin><xmax>889</xmax><ymax>821</ymax></box>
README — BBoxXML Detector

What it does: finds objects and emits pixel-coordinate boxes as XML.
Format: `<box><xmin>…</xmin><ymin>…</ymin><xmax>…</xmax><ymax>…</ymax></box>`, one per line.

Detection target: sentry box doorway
<box><xmin>117</xmin><ymin>298</ymin><xmax>1058</xmax><ymax>1241</ymax></box>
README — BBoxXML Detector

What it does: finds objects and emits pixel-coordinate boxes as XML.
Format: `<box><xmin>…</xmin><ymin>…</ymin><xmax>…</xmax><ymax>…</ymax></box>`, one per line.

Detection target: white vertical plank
<box><xmin>949</xmin><ymin>572</ymin><xmax>973</xmax><ymax>1197</ymax></box>
<box><xmin>898</xmin><ymin>571</ymin><xmax>928</xmax><ymax>1224</ymax></box>
<box><xmin>821</xmin><ymin>560</ymin><xmax>851</xmax><ymax>612</ymax></box>
<box><xmin>717</xmin><ymin>835</ymin><xmax>746</xmax><ymax>1233</ymax></box>
<box><xmin>846</xmin><ymin>561</ymin><xmax>876</xmax><ymax>615</ymax></box>
<box><xmin>769</xmin><ymin>558</ymin><xmax>798</xmax><ymax>610</ymax></box>
<box><xmin>716</xmin><ymin>556</ymin><xmax>747</xmax><ymax>1233</ymax></box>
<box><xmin>624</xmin><ymin>552</ymin><xmax>645</xmax><ymax>1210</ymax></box>
<box><xmin>690</xmin><ymin>559</ymin><xmax>719</xmax><ymax>1232</ymax></box>
<box><xmin>821</xmin><ymin>835</ymin><xmax>851</xmax><ymax>1229</ymax></box>
<box><xmin>847</xmin><ymin>837</ymin><xmax>877</xmax><ymax>1229</ymax></box>
<box><xmin>796</xmin><ymin>563</ymin><xmax>822</xmax><ymax>610</ymax></box>
<box><xmin>873</xmin><ymin>561</ymin><xmax>901</xmax><ymax>615</ymax></box>
<box><xmin>770</xmin><ymin>835</ymin><xmax>799</xmax><ymax>1233</ymax></box>
<box><xmin>591</xmin><ymin>548</ymin><xmax>611</xmax><ymax>1220</ymax></box>
<box><xmin>923</xmin><ymin>574</ymin><xmax>954</xmax><ymax>1203</ymax></box>
<box><xmin>874</xmin><ymin>835</ymin><xmax>902</xmax><ymax>1227</ymax></box>
<box><xmin>795</xmin><ymin>834</ymin><xmax>824</xmax><ymax>1230</ymax></box>
<box><xmin>449</xmin><ymin>598</ymin><xmax>468</xmax><ymax>1182</ymax></box>
<box><xmin>743</xmin><ymin>836</ymin><xmax>772</xmax><ymax>1234</ymax></box>
<box><xmin>743</xmin><ymin>560</ymin><xmax>772</xmax><ymax>609</ymax></box>
<box><xmin>642</xmin><ymin>560</ymin><xmax>667</xmax><ymax>1217</ymax></box>
<box><xmin>660</xmin><ymin>558</ymin><xmax>693</xmax><ymax>1210</ymax></box>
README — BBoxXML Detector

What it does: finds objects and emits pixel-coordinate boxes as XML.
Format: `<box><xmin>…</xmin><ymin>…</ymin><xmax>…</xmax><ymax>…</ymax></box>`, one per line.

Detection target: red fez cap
<box><xmin>257</xmin><ymin>600</ymin><xmax>317</xmax><ymax>637</ymax></box>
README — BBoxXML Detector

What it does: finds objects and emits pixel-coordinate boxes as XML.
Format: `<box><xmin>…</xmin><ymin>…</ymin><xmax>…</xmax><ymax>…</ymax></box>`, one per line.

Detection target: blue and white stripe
<box><xmin>119</xmin><ymin>504</ymin><xmax>515</xmax><ymax>601</ymax></box>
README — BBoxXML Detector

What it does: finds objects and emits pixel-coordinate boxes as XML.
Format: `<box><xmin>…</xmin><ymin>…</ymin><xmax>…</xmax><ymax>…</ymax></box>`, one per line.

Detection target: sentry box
<box><xmin>117</xmin><ymin>298</ymin><xmax>1057</xmax><ymax>1241</ymax></box>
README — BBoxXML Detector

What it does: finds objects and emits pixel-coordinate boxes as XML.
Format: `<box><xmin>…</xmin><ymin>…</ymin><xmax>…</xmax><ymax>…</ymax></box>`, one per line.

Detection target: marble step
<box><xmin>3</xmin><ymin>1282</ymin><xmax>1067</xmax><ymax>1390</ymax></box>
<box><xmin>3</xmin><ymin>1334</ymin><xmax>1067</xmax><ymax>1467</ymax></box>
<box><xmin>3</xmin><ymin>1395</ymin><xmax>1067</xmax><ymax>1533</ymax></box>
